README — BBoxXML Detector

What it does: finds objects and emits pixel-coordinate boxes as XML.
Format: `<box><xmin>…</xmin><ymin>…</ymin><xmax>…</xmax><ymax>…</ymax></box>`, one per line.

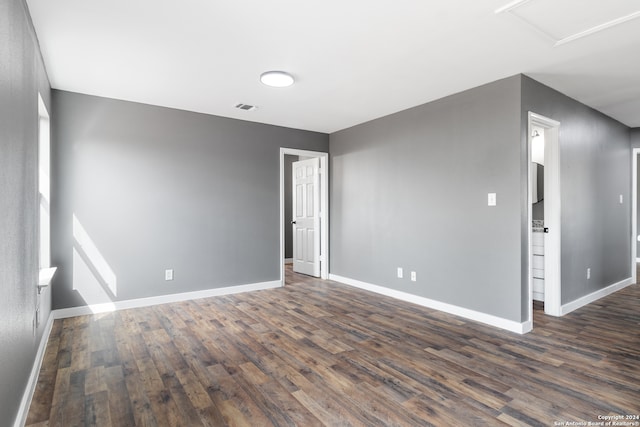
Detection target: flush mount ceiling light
<box><xmin>260</xmin><ymin>71</ymin><xmax>294</xmax><ymax>88</ymax></box>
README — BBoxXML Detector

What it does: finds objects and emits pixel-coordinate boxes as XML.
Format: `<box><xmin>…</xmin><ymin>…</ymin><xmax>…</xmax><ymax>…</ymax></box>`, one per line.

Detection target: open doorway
<box><xmin>528</xmin><ymin>112</ymin><xmax>561</xmax><ymax>329</ymax></box>
<box><xmin>279</xmin><ymin>148</ymin><xmax>329</xmax><ymax>286</ymax></box>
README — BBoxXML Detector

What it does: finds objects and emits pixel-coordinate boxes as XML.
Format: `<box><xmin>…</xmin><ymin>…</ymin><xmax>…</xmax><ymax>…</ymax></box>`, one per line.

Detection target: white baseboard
<box><xmin>284</xmin><ymin>258</ymin><xmax>293</xmax><ymax>264</ymax></box>
<box><xmin>53</xmin><ymin>280</ymin><xmax>282</xmax><ymax>319</ymax></box>
<box><xmin>561</xmin><ymin>277</ymin><xmax>633</xmax><ymax>315</ymax></box>
<box><xmin>14</xmin><ymin>312</ymin><xmax>55</xmax><ymax>427</ymax></box>
<box><xmin>329</xmin><ymin>274</ymin><xmax>529</xmax><ymax>334</ymax></box>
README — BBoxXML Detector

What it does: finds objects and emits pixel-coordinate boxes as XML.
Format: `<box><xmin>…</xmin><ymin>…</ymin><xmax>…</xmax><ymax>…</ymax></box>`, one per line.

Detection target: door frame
<box><xmin>527</xmin><ymin>112</ymin><xmax>562</xmax><ymax>325</ymax></box>
<box><xmin>632</xmin><ymin>148</ymin><xmax>639</xmax><ymax>285</ymax></box>
<box><xmin>279</xmin><ymin>148</ymin><xmax>329</xmax><ymax>284</ymax></box>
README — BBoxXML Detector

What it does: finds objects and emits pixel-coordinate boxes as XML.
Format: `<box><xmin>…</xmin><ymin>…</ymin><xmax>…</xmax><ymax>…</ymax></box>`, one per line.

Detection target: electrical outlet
<box><xmin>488</xmin><ymin>193</ymin><xmax>497</xmax><ymax>206</ymax></box>
<box><xmin>587</xmin><ymin>268</ymin><xmax>591</xmax><ymax>280</ymax></box>
<box><xmin>411</xmin><ymin>271</ymin><xmax>417</xmax><ymax>282</ymax></box>
<box><xmin>397</xmin><ymin>267</ymin><xmax>403</xmax><ymax>279</ymax></box>
<box><xmin>165</xmin><ymin>269</ymin><xmax>174</xmax><ymax>281</ymax></box>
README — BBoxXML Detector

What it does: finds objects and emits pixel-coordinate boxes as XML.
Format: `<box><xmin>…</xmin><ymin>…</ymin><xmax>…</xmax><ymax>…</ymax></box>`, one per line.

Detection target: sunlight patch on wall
<box><xmin>73</xmin><ymin>215</ymin><xmax>118</xmax><ymax>312</ymax></box>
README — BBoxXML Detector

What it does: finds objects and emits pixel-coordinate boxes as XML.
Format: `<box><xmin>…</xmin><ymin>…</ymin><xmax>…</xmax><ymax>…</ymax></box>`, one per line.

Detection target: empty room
<box><xmin>2</xmin><ymin>0</ymin><xmax>640</xmax><ymax>425</ymax></box>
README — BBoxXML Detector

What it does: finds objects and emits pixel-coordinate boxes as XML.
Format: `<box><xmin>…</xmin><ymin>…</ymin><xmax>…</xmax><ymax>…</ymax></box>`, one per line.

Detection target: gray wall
<box><xmin>330</xmin><ymin>76</ymin><xmax>524</xmax><ymax>322</ymax></box>
<box><xmin>51</xmin><ymin>91</ymin><xmax>328</xmax><ymax>309</ymax></box>
<box><xmin>0</xmin><ymin>0</ymin><xmax>52</xmax><ymax>424</ymax></box>
<box><xmin>284</xmin><ymin>155</ymin><xmax>298</xmax><ymax>259</ymax></box>
<box><xmin>521</xmin><ymin>76</ymin><xmax>631</xmax><ymax>304</ymax></box>
<box><xmin>631</xmin><ymin>129</ymin><xmax>640</xmax><ymax>149</ymax></box>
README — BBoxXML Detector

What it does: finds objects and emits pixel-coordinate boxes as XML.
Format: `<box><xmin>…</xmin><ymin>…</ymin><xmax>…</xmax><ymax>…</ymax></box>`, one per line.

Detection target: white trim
<box><xmin>14</xmin><ymin>313</ymin><xmax>55</xmax><ymax>427</ymax></box>
<box><xmin>632</xmin><ymin>148</ymin><xmax>639</xmax><ymax>286</ymax></box>
<box><xmin>53</xmin><ymin>280</ymin><xmax>281</xmax><ymax>319</ymax></box>
<box><xmin>279</xmin><ymin>148</ymin><xmax>329</xmax><ymax>285</ymax></box>
<box><xmin>561</xmin><ymin>278</ymin><xmax>634</xmax><ymax>315</ymax></box>
<box><xmin>38</xmin><ymin>266</ymin><xmax>57</xmax><ymax>294</ymax></box>
<box><xmin>284</xmin><ymin>258</ymin><xmax>293</xmax><ymax>264</ymax></box>
<box><xmin>554</xmin><ymin>11</ymin><xmax>640</xmax><ymax>47</ymax></box>
<box><xmin>494</xmin><ymin>0</ymin><xmax>530</xmax><ymax>14</ymax></box>
<box><xmin>329</xmin><ymin>274</ymin><xmax>530</xmax><ymax>334</ymax></box>
<box><xmin>527</xmin><ymin>122</ymin><xmax>534</xmax><ymax>324</ymax></box>
<box><xmin>38</xmin><ymin>267</ymin><xmax>56</xmax><ymax>287</ymax></box>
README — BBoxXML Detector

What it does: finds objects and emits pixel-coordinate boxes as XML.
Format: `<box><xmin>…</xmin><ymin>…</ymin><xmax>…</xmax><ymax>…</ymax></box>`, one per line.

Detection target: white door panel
<box><xmin>292</xmin><ymin>158</ymin><xmax>320</xmax><ymax>277</ymax></box>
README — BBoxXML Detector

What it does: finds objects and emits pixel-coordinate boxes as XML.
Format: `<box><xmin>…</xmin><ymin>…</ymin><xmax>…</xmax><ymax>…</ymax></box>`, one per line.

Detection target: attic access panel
<box><xmin>497</xmin><ymin>0</ymin><xmax>640</xmax><ymax>46</ymax></box>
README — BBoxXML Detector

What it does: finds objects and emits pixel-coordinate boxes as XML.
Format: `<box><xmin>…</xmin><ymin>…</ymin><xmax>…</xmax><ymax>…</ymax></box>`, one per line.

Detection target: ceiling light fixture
<box><xmin>260</xmin><ymin>71</ymin><xmax>294</xmax><ymax>88</ymax></box>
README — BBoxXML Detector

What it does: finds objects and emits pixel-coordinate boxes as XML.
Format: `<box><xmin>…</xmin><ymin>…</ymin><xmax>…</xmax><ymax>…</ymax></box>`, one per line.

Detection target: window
<box><xmin>38</xmin><ymin>94</ymin><xmax>50</xmax><ymax>269</ymax></box>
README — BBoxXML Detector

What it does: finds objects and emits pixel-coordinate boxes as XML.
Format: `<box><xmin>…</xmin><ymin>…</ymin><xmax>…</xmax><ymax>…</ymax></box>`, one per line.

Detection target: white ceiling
<box><xmin>26</xmin><ymin>0</ymin><xmax>640</xmax><ymax>133</ymax></box>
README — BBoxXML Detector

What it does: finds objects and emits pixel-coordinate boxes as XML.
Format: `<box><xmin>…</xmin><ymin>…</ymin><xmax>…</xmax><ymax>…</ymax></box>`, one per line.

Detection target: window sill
<box><xmin>38</xmin><ymin>267</ymin><xmax>57</xmax><ymax>294</ymax></box>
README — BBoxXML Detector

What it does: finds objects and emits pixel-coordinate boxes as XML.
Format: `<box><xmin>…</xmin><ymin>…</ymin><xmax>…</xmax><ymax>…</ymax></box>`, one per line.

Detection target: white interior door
<box><xmin>292</xmin><ymin>158</ymin><xmax>320</xmax><ymax>277</ymax></box>
<box><xmin>542</xmin><ymin>124</ymin><xmax>561</xmax><ymax>316</ymax></box>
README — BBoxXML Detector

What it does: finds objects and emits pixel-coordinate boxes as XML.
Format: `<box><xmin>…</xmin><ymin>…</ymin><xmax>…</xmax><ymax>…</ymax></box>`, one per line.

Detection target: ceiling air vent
<box><xmin>234</xmin><ymin>103</ymin><xmax>258</xmax><ymax>111</ymax></box>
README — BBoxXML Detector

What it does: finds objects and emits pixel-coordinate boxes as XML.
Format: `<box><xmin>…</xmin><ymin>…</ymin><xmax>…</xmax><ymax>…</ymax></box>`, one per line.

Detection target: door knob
<box><xmin>543</xmin><ymin>227</ymin><xmax>549</xmax><ymax>233</ymax></box>
<box><xmin>291</xmin><ymin>220</ymin><xmax>296</xmax><ymax>225</ymax></box>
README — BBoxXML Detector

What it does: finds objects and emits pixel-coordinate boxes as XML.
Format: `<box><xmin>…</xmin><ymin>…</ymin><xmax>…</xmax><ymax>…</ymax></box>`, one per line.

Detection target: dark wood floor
<box><xmin>27</xmin><ymin>266</ymin><xmax>640</xmax><ymax>426</ymax></box>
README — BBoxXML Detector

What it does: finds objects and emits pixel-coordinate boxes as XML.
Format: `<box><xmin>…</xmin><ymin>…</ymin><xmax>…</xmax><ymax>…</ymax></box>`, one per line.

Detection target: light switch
<box><xmin>397</xmin><ymin>267</ymin><xmax>403</xmax><ymax>279</ymax></box>
<box><xmin>488</xmin><ymin>193</ymin><xmax>497</xmax><ymax>206</ymax></box>
<box><xmin>619</xmin><ymin>194</ymin><xmax>623</xmax><ymax>204</ymax></box>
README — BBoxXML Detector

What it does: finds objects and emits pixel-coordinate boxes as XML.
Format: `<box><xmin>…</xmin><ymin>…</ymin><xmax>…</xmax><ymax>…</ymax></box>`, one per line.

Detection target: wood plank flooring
<box><xmin>27</xmin><ymin>266</ymin><xmax>640</xmax><ymax>426</ymax></box>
